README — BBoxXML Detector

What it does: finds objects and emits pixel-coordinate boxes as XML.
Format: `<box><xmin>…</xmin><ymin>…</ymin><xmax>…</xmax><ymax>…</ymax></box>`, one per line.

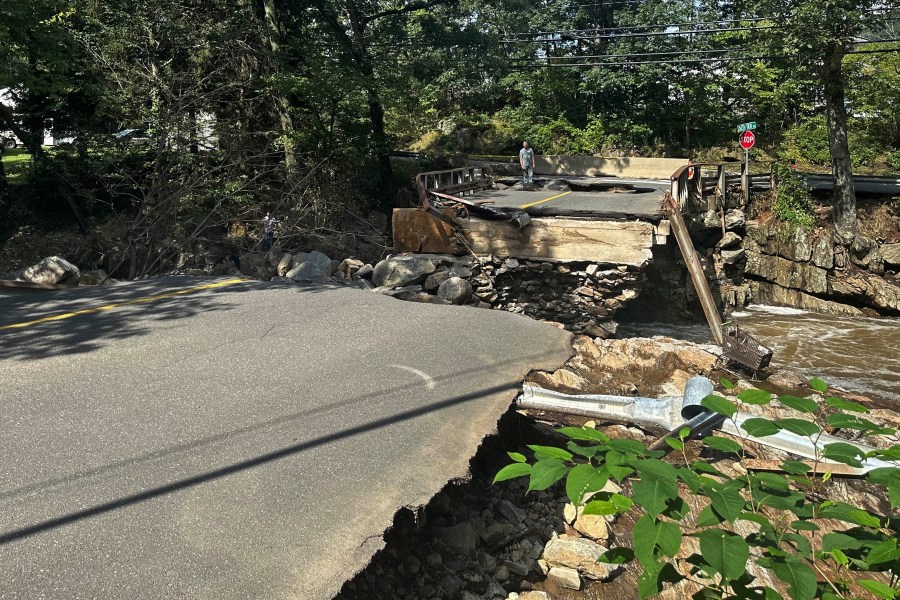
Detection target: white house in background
<box><xmin>0</xmin><ymin>87</ymin><xmax>73</xmax><ymax>147</ymax></box>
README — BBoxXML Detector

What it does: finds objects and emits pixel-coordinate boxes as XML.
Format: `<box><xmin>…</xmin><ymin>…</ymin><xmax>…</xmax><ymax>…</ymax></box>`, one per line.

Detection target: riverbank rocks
<box><xmin>730</xmin><ymin>218</ymin><xmax>900</xmax><ymax>316</ymax></box>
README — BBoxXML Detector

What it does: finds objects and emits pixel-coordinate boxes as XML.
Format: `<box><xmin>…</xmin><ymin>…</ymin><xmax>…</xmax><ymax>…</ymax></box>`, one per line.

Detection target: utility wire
<box><xmin>502</xmin><ymin>24</ymin><xmax>779</xmax><ymax>42</ymax></box>
<box><xmin>506</xmin><ymin>46</ymin><xmax>900</xmax><ymax>68</ymax></box>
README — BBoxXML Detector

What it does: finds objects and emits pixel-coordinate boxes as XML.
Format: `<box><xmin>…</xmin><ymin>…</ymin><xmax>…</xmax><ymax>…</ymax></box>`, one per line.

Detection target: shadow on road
<box><xmin>0</xmin><ymin>375</ymin><xmax>527</xmax><ymax>546</ymax></box>
<box><xmin>0</xmin><ymin>278</ymin><xmax>255</xmax><ymax>361</ymax></box>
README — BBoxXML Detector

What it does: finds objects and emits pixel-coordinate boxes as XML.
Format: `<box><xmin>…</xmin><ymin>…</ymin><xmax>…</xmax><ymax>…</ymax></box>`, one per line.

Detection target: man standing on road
<box><xmin>261</xmin><ymin>212</ymin><xmax>277</xmax><ymax>251</ymax></box>
<box><xmin>519</xmin><ymin>141</ymin><xmax>534</xmax><ymax>185</ymax></box>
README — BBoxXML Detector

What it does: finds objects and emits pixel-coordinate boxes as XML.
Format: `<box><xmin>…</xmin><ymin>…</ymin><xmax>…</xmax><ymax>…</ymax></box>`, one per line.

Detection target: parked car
<box><xmin>1</xmin><ymin>132</ymin><xmax>17</xmax><ymax>149</ymax></box>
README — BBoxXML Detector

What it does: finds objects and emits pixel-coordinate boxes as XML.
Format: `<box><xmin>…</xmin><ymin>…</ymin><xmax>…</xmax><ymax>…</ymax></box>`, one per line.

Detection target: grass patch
<box><xmin>2</xmin><ymin>148</ymin><xmax>31</xmax><ymax>184</ymax></box>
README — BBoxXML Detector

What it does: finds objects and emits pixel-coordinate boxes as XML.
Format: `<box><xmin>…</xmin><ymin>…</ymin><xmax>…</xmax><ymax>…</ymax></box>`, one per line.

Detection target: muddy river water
<box><xmin>621</xmin><ymin>305</ymin><xmax>900</xmax><ymax>404</ymax></box>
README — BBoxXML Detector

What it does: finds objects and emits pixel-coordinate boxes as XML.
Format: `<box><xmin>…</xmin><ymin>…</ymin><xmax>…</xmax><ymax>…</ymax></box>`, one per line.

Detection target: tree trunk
<box><xmin>0</xmin><ymin>101</ymin><xmax>44</xmax><ymax>158</ymax></box>
<box><xmin>262</xmin><ymin>0</ymin><xmax>298</xmax><ymax>170</ymax></box>
<box><xmin>345</xmin><ymin>0</ymin><xmax>395</xmax><ymax>213</ymax></box>
<box><xmin>822</xmin><ymin>43</ymin><xmax>857</xmax><ymax>241</ymax></box>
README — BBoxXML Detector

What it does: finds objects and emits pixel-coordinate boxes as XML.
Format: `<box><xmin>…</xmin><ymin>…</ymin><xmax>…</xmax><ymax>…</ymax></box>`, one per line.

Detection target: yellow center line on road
<box><xmin>518</xmin><ymin>190</ymin><xmax>572</xmax><ymax>210</ymax></box>
<box><xmin>0</xmin><ymin>278</ymin><xmax>247</xmax><ymax>331</ymax></box>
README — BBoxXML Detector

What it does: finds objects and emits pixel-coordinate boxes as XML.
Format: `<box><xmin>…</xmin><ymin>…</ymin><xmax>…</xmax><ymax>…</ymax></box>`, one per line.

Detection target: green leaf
<box><xmin>773</xmin><ymin>418</ymin><xmax>821</xmax><ymax>437</ymax></box>
<box><xmin>753</xmin><ymin>472</ymin><xmax>790</xmax><ymax>492</ymax></box>
<box><xmin>826</xmin><ymin>413</ymin><xmax>893</xmax><ymax>435</ymax></box>
<box><xmin>866</xmin><ymin>539</ymin><xmax>900</xmax><ymax>566</ymax></box>
<box><xmin>664</xmin><ymin>437</ymin><xmax>684</xmax><ymax>451</ymax></box>
<box><xmin>821</xmin><ymin>442</ymin><xmax>865</xmax><ymax>467</ymax></box>
<box><xmin>697</xmin><ymin>504</ymin><xmax>725</xmax><ymax>527</ymax></box>
<box><xmin>630</xmin><ymin>458</ymin><xmax>679</xmax><ymax>481</ymax></box>
<box><xmin>605</xmin><ymin>438</ymin><xmax>648</xmax><ymax>455</ymax></box>
<box><xmin>527</xmin><ymin>459</ymin><xmax>567</xmax><ymax>492</ymax></box>
<box><xmin>780</xmin><ymin>460</ymin><xmax>812</xmax><ymax>476</ymax></box>
<box><xmin>783</xmin><ymin>533</ymin><xmax>812</xmax><ymax>558</ymax></box>
<box><xmin>493</xmin><ymin>462</ymin><xmax>531</xmax><ymax>483</ymax></box>
<box><xmin>567</xmin><ymin>441</ymin><xmax>599</xmax><ymax>459</ymax></box>
<box><xmin>633</xmin><ymin>515</ymin><xmax>682</xmax><ymax>565</ymax></box>
<box><xmin>528</xmin><ymin>445</ymin><xmax>573</xmax><ymax>461</ymax></box>
<box><xmin>720</xmin><ymin>377</ymin><xmax>736</xmax><ymax>390</ymax></box>
<box><xmin>698</xmin><ymin>528</ymin><xmax>750</xmax><ymax>581</ymax></box>
<box><xmin>565</xmin><ymin>464</ymin><xmax>609</xmax><ymax>505</ymax></box>
<box><xmin>702</xmin><ymin>435</ymin><xmax>743</xmax><ymax>455</ymax></box>
<box><xmin>818</xmin><ymin>502</ymin><xmax>881</xmax><ymax>528</ymax></box>
<box><xmin>738</xmin><ymin>511</ymin><xmax>773</xmax><ymax>529</ymax></box>
<box><xmin>777</xmin><ymin>395</ymin><xmax>818</xmax><ymax>414</ymax></box>
<box><xmin>809</xmin><ymin>377</ymin><xmax>829</xmax><ymax>394</ymax></box>
<box><xmin>597</xmin><ymin>547</ymin><xmax>635</xmax><ymax>565</ymax></box>
<box><xmin>678</xmin><ymin>468</ymin><xmax>702</xmax><ymax>493</ymax></box>
<box><xmin>507</xmin><ymin>452</ymin><xmax>527</xmax><ymax>463</ymax></box>
<box><xmin>737</xmin><ymin>388</ymin><xmax>772</xmax><ymax>405</ymax></box>
<box><xmin>678</xmin><ymin>426</ymin><xmax>692</xmax><ymax>440</ymax></box>
<box><xmin>692</xmin><ymin>461</ymin><xmax>726</xmax><ymax>477</ymax></box>
<box><xmin>558</xmin><ymin>426</ymin><xmax>610</xmax><ymax>442</ymax></box>
<box><xmin>868</xmin><ymin>467</ymin><xmax>900</xmax><ymax>509</ymax></box>
<box><xmin>771</xmin><ymin>557</ymin><xmax>817</xmax><ymax>600</ymax></box>
<box><xmin>741</xmin><ymin>417</ymin><xmax>782</xmax><ymax>437</ymax></box>
<box><xmin>789</xmin><ymin>520</ymin><xmax>819</xmax><ymax>531</ymax></box>
<box><xmin>583</xmin><ymin>493</ymin><xmax>633</xmax><ymax>516</ymax></box>
<box><xmin>702</xmin><ymin>394</ymin><xmax>737</xmax><ymax>417</ymax></box>
<box><xmin>830</xmin><ymin>548</ymin><xmax>849</xmax><ymax>566</ymax></box>
<box><xmin>858</xmin><ymin>579</ymin><xmax>896</xmax><ymax>599</ymax></box>
<box><xmin>823</xmin><ymin>395</ymin><xmax>868</xmax><ymax>413</ymax></box>
<box><xmin>706</xmin><ymin>483</ymin><xmax>746</xmax><ymax>523</ymax></box>
<box><xmin>632</xmin><ymin>475</ymin><xmax>679</xmax><ymax>518</ymax></box>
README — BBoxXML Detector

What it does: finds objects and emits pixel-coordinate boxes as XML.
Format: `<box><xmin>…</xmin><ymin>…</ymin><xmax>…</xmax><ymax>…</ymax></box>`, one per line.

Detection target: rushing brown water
<box><xmin>621</xmin><ymin>305</ymin><xmax>900</xmax><ymax>404</ymax></box>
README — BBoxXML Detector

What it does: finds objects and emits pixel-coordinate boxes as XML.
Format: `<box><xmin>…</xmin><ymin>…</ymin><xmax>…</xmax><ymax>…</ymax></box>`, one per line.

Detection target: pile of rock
<box><xmin>336</xmin><ymin>448</ymin><xmax>630</xmax><ymax>600</ymax></box>
<box><xmin>360</xmin><ymin>253</ymin><xmax>644</xmax><ymax>337</ymax></box>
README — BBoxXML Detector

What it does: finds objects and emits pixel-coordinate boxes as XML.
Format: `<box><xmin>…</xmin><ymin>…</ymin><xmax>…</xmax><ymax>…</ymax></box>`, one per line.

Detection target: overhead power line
<box><xmin>507</xmin><ymin>46</ymin><xmax>900</xmax><ymax>68</ymax></box>
<box><xmin>507</xmin><ymin>16</ymin><xmax>779</xmax><ymax>37</ymax></box>
<box><xmin>502</xmin><ymin>24</ymin><xmax>779</xmax><ymax>42</ymax></box>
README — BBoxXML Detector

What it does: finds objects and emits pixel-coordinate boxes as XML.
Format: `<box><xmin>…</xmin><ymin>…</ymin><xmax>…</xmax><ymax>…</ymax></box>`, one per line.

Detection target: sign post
<box><xmin>739</xmin><ymin>130</ymin><xmax>756</xmax><ymax>205</ymax></box>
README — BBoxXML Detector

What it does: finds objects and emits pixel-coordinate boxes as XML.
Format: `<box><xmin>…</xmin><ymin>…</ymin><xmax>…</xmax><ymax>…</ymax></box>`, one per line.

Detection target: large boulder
<box><xmin>19</xmin><ymin>256</ymin><xmax>81</xmax><ymax>285</ymax></box>
<box><xmin>276</xmin><ymin>253</ymin><xmax>294</xmax><ymax>277</ymax></box>
<box><xmin>437</xmin><ymin>277</ymin><xmax>473</xmax><ymax>304</ymax></box>
<box><xmin>240</xmin><ymin>251</ymin><xmax>275</xmax><ymax>280</ymax></box>
<box><xmin>372</xmin><ymin>255</ymin><xmax>437</xmax><ymax>288</ymax></box>
<box><xmin>286</xmin><ymin>250</ymin><xmax>333</xmax><ymax>283</ymax></box>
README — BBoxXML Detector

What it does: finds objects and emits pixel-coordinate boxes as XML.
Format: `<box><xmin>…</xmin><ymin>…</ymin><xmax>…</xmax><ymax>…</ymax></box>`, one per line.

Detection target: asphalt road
<box><xmin>0</xmin><ymin>277</ymin><xmax>572</xmax><ymax>599</ymax></box>
<box><xmin>473</xmin><ymin>176</ymin><xmax>668</xmax><ymax>219</ymax></box>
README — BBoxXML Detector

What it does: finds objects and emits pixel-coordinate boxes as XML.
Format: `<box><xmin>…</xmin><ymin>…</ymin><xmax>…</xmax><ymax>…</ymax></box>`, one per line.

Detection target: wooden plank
<box><xmin>392</xmin><ymin>208</ymin><xmax>459</xmax><ymax>254</ymax></box>
<box><xmin>458</xmin><ymin>217</ymin><xmax>655</xmax><ymax>265</ymax></box>
<box><xmin>664</xmin><ymin>198</ymin><xmax>724</xmax><ymax>345</ymax></box>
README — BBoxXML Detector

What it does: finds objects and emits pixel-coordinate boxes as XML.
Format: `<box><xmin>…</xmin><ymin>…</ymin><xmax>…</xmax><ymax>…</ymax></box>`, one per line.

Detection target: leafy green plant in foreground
<box><xmin>496</xmin><ymin>377</ymin><xmax>900</xmax><ymax>599</ymax></box>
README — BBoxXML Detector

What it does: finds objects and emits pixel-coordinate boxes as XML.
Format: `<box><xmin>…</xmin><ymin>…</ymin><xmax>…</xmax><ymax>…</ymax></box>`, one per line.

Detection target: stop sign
<box><xmin>739</xmin><ymin>130</ymin><xmax>756</xmax><ymax>150</ymax></box>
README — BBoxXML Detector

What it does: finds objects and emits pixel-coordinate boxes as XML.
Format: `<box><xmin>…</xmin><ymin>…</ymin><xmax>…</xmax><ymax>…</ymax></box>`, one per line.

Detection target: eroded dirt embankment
<box><xmin>335</xmin><ymin>334</ymin><xmax>898</xmax><ymax>600</ymax></box>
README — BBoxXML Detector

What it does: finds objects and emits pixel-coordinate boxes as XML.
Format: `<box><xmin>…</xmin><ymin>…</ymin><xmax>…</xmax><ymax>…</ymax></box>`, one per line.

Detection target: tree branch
<box><xmin>363</xmin><ymin>0</ymin><xmax>457</xmax><ymax>25</ymax></box>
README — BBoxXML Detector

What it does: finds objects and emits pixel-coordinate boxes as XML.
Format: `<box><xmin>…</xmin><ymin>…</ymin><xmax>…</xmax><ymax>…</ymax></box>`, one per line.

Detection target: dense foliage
<box><xmin>1</xmin><ymin>0</ymin><xmax>898</xmax><ymax>268</ymax></box>
<box><xmin>496</xmin><ymin>377</ymin><xmax>900</xmax><ymax>599</ymax></box>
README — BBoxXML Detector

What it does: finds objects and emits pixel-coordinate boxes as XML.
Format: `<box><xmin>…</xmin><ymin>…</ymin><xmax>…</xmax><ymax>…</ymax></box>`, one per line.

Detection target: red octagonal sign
<box><xmin>739</xmin><ymin>130</ymin><xmax>756</xmax><ymax>149</ymax></box>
